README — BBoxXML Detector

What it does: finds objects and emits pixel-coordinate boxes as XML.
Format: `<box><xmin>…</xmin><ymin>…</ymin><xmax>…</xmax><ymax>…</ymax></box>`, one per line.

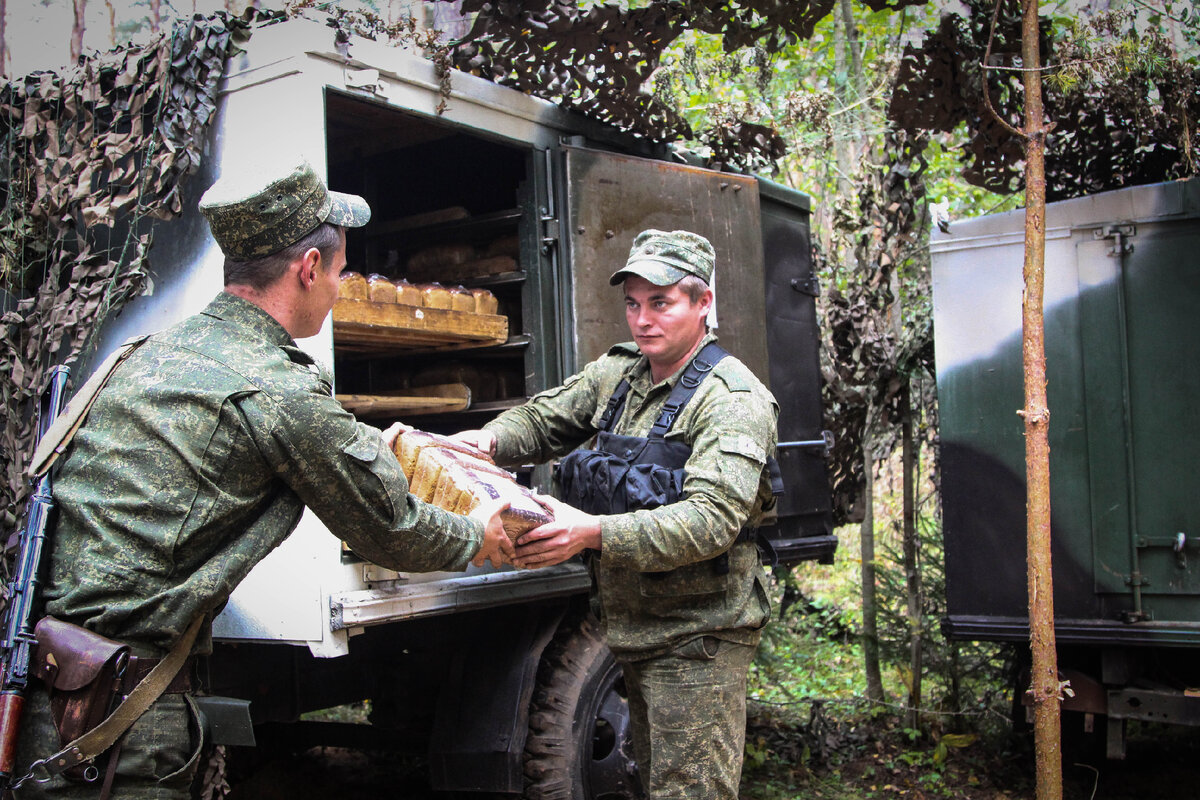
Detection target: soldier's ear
<box><xmin>297</xmin><ymin>247</ymin><xmax>321</xmax><ymax>290</ymax></box>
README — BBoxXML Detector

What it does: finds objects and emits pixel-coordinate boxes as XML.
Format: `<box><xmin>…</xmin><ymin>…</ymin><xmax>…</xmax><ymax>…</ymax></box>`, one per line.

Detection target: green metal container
<box><xmin>933</xmin><ymin>179</ymin><xmax>1200</xmax><ymax>754</ymax></box>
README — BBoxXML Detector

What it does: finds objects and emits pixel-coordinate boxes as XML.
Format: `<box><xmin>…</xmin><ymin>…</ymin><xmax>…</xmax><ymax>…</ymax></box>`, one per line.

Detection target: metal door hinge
<box><xmin>791</xmin><ymin>276</ymin><xmax>820</xmax><ymax>297</ymax></box>
<box><xmin>1093</xmin><ymin>224</ymin><xmax>1136</xmax><ymax>256</ymax></box>
<box><xmin>540</xmin><ymin>211</ymin><xmax>559</xmax><ymax>253</ymax></box>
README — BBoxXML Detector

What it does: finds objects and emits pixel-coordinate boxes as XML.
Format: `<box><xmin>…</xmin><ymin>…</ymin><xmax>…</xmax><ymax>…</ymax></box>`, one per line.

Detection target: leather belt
<box><xmin>125</xmin><ymin>655</ymin><xmax>194</xmax><ymax>694</ymax></box>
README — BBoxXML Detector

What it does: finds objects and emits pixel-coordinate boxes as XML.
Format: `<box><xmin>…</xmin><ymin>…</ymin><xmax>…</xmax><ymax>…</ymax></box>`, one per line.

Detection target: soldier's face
<box><xmin>315</xmin><ymin>228</ymin><xmax>348</xmax><ymax>315</ymax></box>
<box><xmin>297</xmin><ymin>228</ymin><xmax>347</xmax><ymax>339</ymax></box>
<box><xmin>624</xmin><ymin>275</ymin><xmax>712</xmax><ymax>377</ymax></box>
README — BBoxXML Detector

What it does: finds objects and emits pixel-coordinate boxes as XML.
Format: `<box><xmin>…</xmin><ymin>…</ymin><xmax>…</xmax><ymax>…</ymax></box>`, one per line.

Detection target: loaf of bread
<box><xmin>395</xmin><ymin>430</ymin><xmax>489</xmax><ymax>479</ymax></box>
<box><xmin>390</xmin><ymin>206</ymin><xmax>470</xmax><ymax>231</ymax></box>
<box><xmin>395</xmin><ymin>279</ymin><xmax>421</xmax><ymax>306</ymax></box>
<box><xmin>367</xmin><ymin>274</ymin><xmax>396</xmax><ymax>303</ymax></box>
<box><xmin>407</xmin><ymin>243</ymin><xmax>476</xmax><ymax>274</ymax></box>
<box><xmin>339</xmin><ymin>271</ymin><xmax>368</xmax><ymax>300</ymax></box>
<box><xmin>450</xmin><ymin>285</ymin><xmax>475</xmax><ymax>312</ymax></box>
<box><xmin>392</xmin><ymin>429</ymin><xmax>552</xmax><ymax>542</ymax></box>
<box><xmin>486</xmin><ymin>234</ymin><xmax>520</xmax><ymax>258</ymax></box>
<box><xmin>417</xmin><ymin>282</ymin><xmax>452</xmax><ymax>309</ymax></box>
<box><xmin>470</xmin><ymin>288</ymin><xmax>498</xmax><ymax>315</ymax></box>
<box><xmin>411</xmin><ymin>362</ymin><xmax>497</xmax><ymax>403</ymax></box>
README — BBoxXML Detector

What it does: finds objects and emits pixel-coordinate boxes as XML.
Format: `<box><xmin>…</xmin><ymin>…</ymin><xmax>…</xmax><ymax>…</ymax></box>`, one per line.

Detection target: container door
<box><xmin>1080</xmin><ymin>223</ymin><xmax>1200</xmax><ymax>620</ymax></box>
<box><xmin>557</xmin><ymin>145</ymin><xmax>834</xmax><ymax>559</ymax></box>
<box><xmin>557</xmin><ymin>145</ymin><xmax>768</xmax><ymax>380</ymax></box>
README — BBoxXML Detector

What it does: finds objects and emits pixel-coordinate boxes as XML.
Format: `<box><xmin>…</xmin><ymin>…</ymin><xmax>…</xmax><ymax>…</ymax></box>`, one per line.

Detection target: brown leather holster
<box><xmin>31</xmin><ymin>616</ymin><xmax>130</xmax><ymax>781</ymax></box>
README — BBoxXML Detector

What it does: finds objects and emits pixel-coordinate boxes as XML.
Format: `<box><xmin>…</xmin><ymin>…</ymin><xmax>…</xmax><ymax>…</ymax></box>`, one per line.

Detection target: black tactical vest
<box><xmin>556</xmin><ymin>342</ymin><xmax>729</xmax><ymax>515</ymax></box>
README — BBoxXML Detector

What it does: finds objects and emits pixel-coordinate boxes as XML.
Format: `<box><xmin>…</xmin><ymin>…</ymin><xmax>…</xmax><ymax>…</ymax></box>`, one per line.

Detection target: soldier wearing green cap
<box><xmin>454</xmin><ymin>229</ymin><xmax>779</xmax><ymax>799</ymax></box>
<box><xmin>14</xmin><ymin>157</ymin><xmax>514</xmax><ymax>799</ymax></box>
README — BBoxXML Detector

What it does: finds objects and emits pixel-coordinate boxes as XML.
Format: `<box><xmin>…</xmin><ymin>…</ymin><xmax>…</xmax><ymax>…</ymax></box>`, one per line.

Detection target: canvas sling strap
<box><xmin>19</xmin><ymin>614</ymin><xmax>205</xmax><ymax>789</ymax></box>
<box><xmin>15</xmin><ymin>332</ymin><xmax>205</xmax><ymax>791</ymax></box>
<box><xmin>27</xmin><ymin>333</ymin><xmax>152</xmax><ymax>481</ymax></box>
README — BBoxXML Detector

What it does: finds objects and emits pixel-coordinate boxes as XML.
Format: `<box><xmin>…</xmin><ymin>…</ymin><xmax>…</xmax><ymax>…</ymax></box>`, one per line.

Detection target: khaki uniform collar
<box><xmin>203</xmin><ymin>291</ymin><xmax>296</xmax><ymax>349</ymax></box>
<box><xmin>630</xmin><ymin>330</ymin><xmax>719</xmax><ymax>390</ymax></box>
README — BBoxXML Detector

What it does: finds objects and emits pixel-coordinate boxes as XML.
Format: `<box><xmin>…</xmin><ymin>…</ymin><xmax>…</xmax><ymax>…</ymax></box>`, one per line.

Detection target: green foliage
<box><xmin>1046</xmin><ymin>9</ymin><xmax>1176</xmax><ymax>95</ymax></box>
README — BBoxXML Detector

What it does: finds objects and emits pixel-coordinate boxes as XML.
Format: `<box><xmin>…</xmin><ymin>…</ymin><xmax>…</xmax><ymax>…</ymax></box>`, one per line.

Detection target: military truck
<box><xmin>931</xmin><ymin>177</ymin><xmax>1200</xmax><ymax>759</ymax></box>
<box><xmin>68</xmin><ymin>17</ymin><xmax>835</xmax><ymax>798</ymax></box>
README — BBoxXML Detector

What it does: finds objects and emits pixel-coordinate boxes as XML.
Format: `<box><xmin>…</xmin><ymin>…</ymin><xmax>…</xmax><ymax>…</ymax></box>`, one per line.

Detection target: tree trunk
<box><xmin>1019</xmin><ymin>0</ymin><xmax>1062</xmax><ymax>798</ymax></box>
<box><xmin>70</xmin><ymin>0</ymin><xmax>87</xmax><ymax>64</ymax></box>
<box><xmin>860</xmin><ymin>432</ymin><xmax>884</xmax><ymax>701</ymax></box>
<box><xmin>0</xmin><ymin>0</ymin><xmax>7</xmax><ymax>76</ymax></box>
<box><xmin>901</xmin><ymin>382</ymin><xmax>922</xmax><ymax>729</ymax></box>
<box><xmin>832</xmin><ymin>0</ymin><xmax>852</xmax><ymax>197</ymax></box>
<box><xmin>105</xmin><ymin>0</ymin><xmax>116</xmax><ymax>47</ymax></box>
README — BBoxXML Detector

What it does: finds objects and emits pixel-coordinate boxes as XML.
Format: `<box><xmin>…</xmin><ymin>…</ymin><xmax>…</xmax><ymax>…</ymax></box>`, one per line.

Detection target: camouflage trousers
<box><xmin>619</xmin><ymin>636</ymin><xmax>757</xmax><ymax>800</ymax></box>
<box><xmin>12</xmin><ymin>684</ymin><xmax>204</xmax><ymax>800</ymax></box>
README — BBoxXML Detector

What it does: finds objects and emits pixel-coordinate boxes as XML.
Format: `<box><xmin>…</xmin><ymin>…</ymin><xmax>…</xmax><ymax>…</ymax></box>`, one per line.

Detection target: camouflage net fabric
<box><xmin>889</xmin><ymin>0</ymin><xmax>1199</xmax><ymax>200</ymax></box>
<box><xmin>819</xmin><ymin>129</ymin><xmax>933</xmax><ymax>521</ymax></box>
<box><xmin>0</xmin><ymin>15</ymin><xmax>240</xmax><ymax>537</ymax></box>
<box><xmin>441</xmin><ymin>0</ymin><xmax>925</xmax><ymax>172</ymax></box>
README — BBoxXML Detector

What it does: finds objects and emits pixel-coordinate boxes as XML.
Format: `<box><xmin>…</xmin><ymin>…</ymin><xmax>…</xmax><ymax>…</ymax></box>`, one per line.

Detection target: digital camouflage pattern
<box><xmin>485</xmin><ymin>330</ymin><xmax>775</xmax><ymax>799</ymax></box>
<box><xmin>484</xmin><ymin>331</ymin><xmax>777</xmax><ymax>657</ymax></box>
<box><xmin>15</xmin><ymin>687</ymin><xmax>200</xmax><ymax>799</ymax></box>
<box><xmin>44</xmin><ymin>291</ymin><xmax>483</xmax><ymax>656</ymax></box>
<box><xmin>198</xmin><ymin>158</ymin><xmax>371</xmax><ymax>261</ymax></box>
<box><xmin>621</xmin><ymin>635</ymin><xmax>757</xmax><ymax>799</ymax></box>
<box><xmin>609</xmin><ymin>228</ymin><xmax>716</xmax><ymax>286</ymax></box>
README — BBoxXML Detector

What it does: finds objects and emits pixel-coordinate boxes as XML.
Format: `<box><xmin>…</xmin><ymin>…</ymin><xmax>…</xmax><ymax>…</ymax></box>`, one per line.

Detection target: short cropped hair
<box><xmin>223</xmin><ymin>223</ymin><xmax>343</xmax><ymax>290</ymax></box>
<box><xmin>677</xmin><ymin>274</ymin><xmax>709</xmax><ymax>304</ymax></box>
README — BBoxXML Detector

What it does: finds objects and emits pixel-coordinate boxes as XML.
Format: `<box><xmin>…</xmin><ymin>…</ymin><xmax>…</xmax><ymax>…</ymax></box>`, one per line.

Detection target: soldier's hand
<box><xmin>381</xmin><ymin>421</ymin><xmax>414</xmax><ymax>450</ymax></box>
<box><xmin>469</xmin><ymin>498</ymin><xmax>514</xmax><ymax>569</ymax></box>
<box><xmin>513</xmin><ymin>496</ymin><xmax>601</xmax><ymax>569</ymax></box>
<box><xmin>448</xmin><ymin>429</ymin><xmax>497</xmax><ymax>460</ymax></box>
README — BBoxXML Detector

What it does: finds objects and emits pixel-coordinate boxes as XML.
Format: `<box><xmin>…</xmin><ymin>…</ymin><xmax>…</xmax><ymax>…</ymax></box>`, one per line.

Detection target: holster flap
<box><xmin>33</xmin><ymin>616</ymin><xmax>129</xmax><ymax>691</ymax></box>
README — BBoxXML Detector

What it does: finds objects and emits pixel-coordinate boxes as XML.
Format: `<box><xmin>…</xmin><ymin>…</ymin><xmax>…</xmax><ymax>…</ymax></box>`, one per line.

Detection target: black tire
<box><xmin>524</xmin><ymin>613</ymin><xmax>645</xmax><ymax>800</ymax></box>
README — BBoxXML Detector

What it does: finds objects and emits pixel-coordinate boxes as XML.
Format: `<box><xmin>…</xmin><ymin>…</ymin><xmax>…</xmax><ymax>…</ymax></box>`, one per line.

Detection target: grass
<box><xmin>739</xmin><ymin>516</ymin><xmax>1022</xmax><ymax>799</ymax></box>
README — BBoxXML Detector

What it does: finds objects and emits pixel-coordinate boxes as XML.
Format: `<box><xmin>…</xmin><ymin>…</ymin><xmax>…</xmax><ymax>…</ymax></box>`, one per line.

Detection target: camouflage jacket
<box><xmin>484</xmin><ymin>332</ymin><xmax>778</xmax><ymax>657</ymax></box>
<box><xmin>45</xmin><ymin>292</ymin><xmax>483</xmax><ymax>653</ymax></box>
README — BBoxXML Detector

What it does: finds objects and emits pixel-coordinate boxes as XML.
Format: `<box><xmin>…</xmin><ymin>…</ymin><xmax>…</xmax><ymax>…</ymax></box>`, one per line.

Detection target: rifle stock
<box><xmin>0</xmin><ymin>365</ymin><xmax>70</xmax><ymax>788</ymax></box>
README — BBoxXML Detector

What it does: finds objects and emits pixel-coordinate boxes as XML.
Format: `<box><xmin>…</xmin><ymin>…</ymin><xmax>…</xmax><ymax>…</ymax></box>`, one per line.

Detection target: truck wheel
<box><xmin>524</xmin><ymin>614</ymin><xmax>644</xmax><ymax>800</ymax></box>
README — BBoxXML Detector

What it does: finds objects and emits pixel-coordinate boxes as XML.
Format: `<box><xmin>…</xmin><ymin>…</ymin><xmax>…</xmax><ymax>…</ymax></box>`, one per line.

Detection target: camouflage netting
<box><xmin>441</xmin><ymin>0</ymin><xmax>925</xmax><ymax>172</ymax></box>
<box><xmin>889</xmin><ymin>0</ymin><xmax>1199</xmax><ymax>200</ymax></box>
<box><xmin>0</xmin><ymin>15</ymin><xmax>242</xmax><ymax>535</ymax></box>
<box><xmin>820</xmin><ymin>129</ymin><xmax>934</xmax><ymax>520</ymax></box>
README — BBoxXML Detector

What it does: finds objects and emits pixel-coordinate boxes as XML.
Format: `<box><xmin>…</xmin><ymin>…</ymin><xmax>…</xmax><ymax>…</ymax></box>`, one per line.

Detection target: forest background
<box><xmin>1</xmin><ymin>1</ymin><xmax>1198</xmax><ymax>798</ymax></box>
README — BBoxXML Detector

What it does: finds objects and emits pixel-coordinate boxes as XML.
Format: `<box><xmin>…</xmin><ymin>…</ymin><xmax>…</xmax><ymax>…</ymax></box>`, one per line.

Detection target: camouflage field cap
<box><xmin>609</xmin><ymin>229</ymin><xmax>715</xmax><ymax>286</ymax></box>
<box><xmin>199</xmin><ymin>157</ymin><xmax>371</xmax><ymax>260</ymax></box>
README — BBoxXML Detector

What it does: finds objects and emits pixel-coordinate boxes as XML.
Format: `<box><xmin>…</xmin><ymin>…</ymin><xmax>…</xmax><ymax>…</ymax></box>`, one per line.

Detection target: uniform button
<box><xmin>624</xmin><ymin>449</ymin><xmax>633</xmax><ymax>457</ymax></box>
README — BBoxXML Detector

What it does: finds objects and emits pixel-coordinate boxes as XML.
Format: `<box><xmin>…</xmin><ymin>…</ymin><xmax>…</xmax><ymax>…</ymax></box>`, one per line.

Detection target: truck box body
<box><xmin>931</xmin><ymin>177</ymin><xmax>1200</xmax><ymax>754</ymax></box>
<box><xmin>69</xmin><ymin>19</ymin><xmax>834</xmax><ymax>793</ymax></box>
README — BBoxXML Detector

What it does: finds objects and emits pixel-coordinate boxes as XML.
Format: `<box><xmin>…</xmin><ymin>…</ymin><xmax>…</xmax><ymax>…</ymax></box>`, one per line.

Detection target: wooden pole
<box><xmin>1017</xmin><ymin>0</ymin><xmax>1062</xmax><ymax>797</ymax></box>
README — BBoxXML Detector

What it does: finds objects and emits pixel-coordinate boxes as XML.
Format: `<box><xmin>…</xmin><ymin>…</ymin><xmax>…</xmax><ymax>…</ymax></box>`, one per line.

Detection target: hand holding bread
<box><xmin>392</xmin><ymin>428</ymin><xmax>552</xmax><ymax>548</ymax></box>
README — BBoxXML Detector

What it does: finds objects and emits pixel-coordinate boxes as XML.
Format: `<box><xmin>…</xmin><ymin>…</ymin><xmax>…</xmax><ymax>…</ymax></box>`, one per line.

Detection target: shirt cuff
<box><xmin>597</xmin><ymin>515</ymin><xmax>639</xmax><ymax>566</ymax></box>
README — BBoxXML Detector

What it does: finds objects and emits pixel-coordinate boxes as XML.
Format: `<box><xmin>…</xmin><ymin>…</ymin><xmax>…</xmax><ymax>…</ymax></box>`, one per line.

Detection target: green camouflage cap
<box><xmin>199</xmin><ymin>157</ymin><xmax>371</xmax><ymax>260</ymax></box>
<box><xmin>609</xmin><ymin>229</ymin><xmax>715</xmax><ymax>286</ymax></box>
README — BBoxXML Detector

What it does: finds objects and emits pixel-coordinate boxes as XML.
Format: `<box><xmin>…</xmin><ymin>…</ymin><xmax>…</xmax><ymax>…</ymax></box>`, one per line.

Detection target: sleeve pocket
<box><xmin>718</xmin><ymin>434</ymin><xmax>766</xmax><ymax>464</ymax></box>
<box><xmin>342</xmin><ymin>428</ymin><xmax>382</xmax><ymax>462</ymax></box>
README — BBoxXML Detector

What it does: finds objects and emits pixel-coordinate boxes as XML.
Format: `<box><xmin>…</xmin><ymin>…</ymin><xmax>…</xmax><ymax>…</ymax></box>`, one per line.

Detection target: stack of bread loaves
<box><xmin>339</xmin><ymin>271</ymin><xmax>497</xmax><ymax>315</ymax></box>
<box><xmin>394</xmin><ymin>429</ymin><xmax>551</xmax><ymax>543</ymax></box>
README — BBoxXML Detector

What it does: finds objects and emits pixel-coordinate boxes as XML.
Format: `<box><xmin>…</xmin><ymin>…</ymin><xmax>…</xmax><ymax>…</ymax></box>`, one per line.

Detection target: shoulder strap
<box><xmin>27</xmin><ymin>334</ymin><xmax>152</xmax><ymax>479</ymax></box>
<box><xmin>30</xmin><ymin>614</ymin><xmax>204</xmax><ymax>783</ymax></box>
<box><xmin>648</xmin><ymin>342</ymin><xmax>730</xmax><ymax>439</ymax></box>
<box><xmin>597</xmin><ymin>379</ymin><xmax>633</xmax><ymax>433</ymax></box>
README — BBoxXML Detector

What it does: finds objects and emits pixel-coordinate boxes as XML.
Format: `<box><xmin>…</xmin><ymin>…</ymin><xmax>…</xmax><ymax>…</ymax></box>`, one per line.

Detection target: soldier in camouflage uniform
<box><xmin>14</xmin><ymin>157</ymin><xmax>513</xmax><ymax>798</ymax></box>
<box><xmin>454</xmin><ymin>230</ymin><xmax>778</xmax><ymax>799</ymax></box>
